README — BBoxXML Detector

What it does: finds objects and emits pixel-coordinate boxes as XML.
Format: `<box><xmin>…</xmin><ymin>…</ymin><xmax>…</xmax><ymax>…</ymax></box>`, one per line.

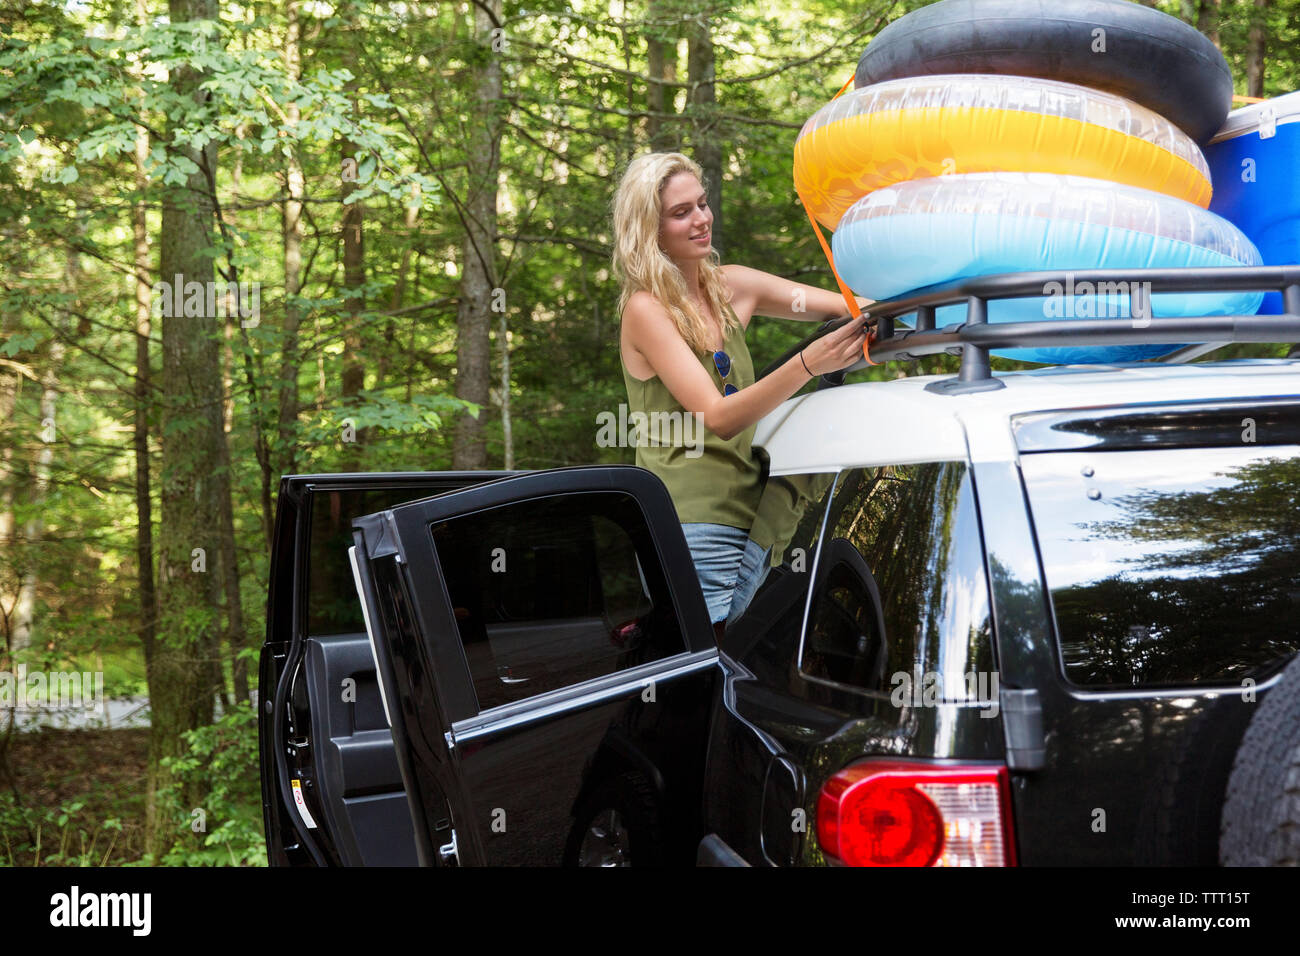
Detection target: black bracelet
<box><xmin>799</xmin><ymin>350</ymin><xmax>812</xmax><ymax>376</ymax></box>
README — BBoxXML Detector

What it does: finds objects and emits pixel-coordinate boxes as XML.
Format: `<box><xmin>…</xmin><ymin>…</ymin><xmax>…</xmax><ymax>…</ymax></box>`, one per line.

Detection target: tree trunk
<box><xmin>216</xmin><ymin>95</ymin><xmax>246</xmax><ymax>710</ymax></box>
<box><xmin>688</xmin><ymin>13</ymin><xmax>722</xmax><ymax>251</ymax></box>
<box><xmin>277</xmin><ymin>0</ymin><xmax>305</xmax><ymax>480</ymax></box>
<box><xmin>340</xmin><ymin>146</ymin><xmax>366</xmax><ymax>462</ymax></box>
<box><xmin>1246</xmin><ymin>0</ymin><xmax>1268</xmax><ymax>98</ymax></box>
<box><xmin>646</xmin><ymin>0</ymin><xmax>678</xmax><ymax>150</ymax></box>
<box><xmin>132</xmin><ymin>77</ymin><xmax>157</xmax><ymax>682</ymax></box>
<box><xmin>1197</xmin><ymin>0</ymin><xmax>1220</xmax><ymax>47</ymax></box>
<box><xmin>339</xmin><ymin>1</ymin><xmax>367</xmax><ymax>467</ymax></box>
<box><xmin>498</xmin><ymin>310</ymin><xmax>513</xmax><ymax>469</ymax></box>
<box><xmin>149</xmin><ymin>0</ymin><xmax>225</xmax><ymax>860</ymax></box>
<box><xmin>0</xmin><ymin>312</ymin><xmax>18</xmax><ymax>667</ymax></box>
<box><xmin>453</xmin><ymin>0</ymin><xmax>503</xmax><ymax>470</ymax></box>
<box><xmin>376</xmin><ymin>196</ymin><xmax>420</xmax><ymax>392</ymax></box>
<box><xmin>215</xmin><ymin>379</ymin><xmax>248</xmax><ymax>706</ymax></box>
<box><xmin>9</xmin><ymin>244</ymin><xmax>73</xmax><ymax>666</ymax></box>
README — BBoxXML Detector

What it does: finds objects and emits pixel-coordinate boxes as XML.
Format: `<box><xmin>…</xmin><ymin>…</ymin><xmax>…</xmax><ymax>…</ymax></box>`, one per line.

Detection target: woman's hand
<box><xmin>799</xmin><ymin>313</ymin><xmax>873</xmax><ymax>377</ymax></box>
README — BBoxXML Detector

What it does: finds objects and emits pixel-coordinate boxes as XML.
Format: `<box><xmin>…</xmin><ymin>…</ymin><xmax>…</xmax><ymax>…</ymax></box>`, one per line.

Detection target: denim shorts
<box><xmin>680</xmin><ymin>523</ymin><xmax>773</xmax><ymax>626</ymax></box>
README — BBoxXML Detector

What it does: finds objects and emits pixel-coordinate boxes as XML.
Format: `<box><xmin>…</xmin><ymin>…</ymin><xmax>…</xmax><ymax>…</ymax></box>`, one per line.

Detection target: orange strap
<box><xmin>1232</xmin><ymin>94</ymin><xmax>1267</xmax><ymax>104</ymax></box>
<box><xmin>795</xmin><ymin>72</ymin><xmax>878</xmax><ymax>364</ymax></box>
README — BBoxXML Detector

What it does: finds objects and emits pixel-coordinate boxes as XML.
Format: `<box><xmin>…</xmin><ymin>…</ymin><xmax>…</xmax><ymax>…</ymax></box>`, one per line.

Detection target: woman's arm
<box><xmin>724</xmin><ymin>263</ymin><xmax>873</xmax><ymax>322</ymax></box>
<box><xmin>624</xmin><ymin>293</ymin><xmax>870</xmax><ymax>442</ymax></box>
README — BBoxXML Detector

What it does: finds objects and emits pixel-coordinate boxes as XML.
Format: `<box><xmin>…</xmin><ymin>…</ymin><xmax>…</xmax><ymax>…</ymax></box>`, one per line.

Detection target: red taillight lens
<box><xmin>817</xmin><ymin>761</ymin><xmax>1014</xmax><ymax>867</ymax></box>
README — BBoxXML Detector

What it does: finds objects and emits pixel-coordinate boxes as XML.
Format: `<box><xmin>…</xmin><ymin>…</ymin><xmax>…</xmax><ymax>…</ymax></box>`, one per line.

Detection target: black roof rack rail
<box><xmin>760</xmin><ymin>265</ymin><xmax>1300</xmax><ymax>396</ymax></box>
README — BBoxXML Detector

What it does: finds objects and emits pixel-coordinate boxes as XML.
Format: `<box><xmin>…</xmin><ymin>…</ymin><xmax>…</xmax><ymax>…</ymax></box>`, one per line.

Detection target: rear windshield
<box><xmin>1020</xmin><ymin>445</ymin><xmax>1300</xmax><ymax>688</ymax></box>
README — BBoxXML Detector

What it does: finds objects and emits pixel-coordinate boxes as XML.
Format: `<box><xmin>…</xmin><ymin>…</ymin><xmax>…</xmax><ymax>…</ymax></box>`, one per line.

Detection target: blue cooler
<box><xmin>1205</xmin><ymin>90</ymin><xmax>1300</xmax><ymax>314</ymax></box>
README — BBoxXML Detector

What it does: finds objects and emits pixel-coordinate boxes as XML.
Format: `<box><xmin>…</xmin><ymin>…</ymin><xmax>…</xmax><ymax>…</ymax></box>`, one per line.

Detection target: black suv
<box><xmin>259</xmin><ymin>267</ymin><xmax>1300</xmax><ymax>866</ymax></box>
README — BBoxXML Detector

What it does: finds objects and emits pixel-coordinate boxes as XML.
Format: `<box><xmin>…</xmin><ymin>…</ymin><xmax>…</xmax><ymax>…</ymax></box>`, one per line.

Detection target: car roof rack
<box><xmin>761</xmin><ymin>265</ymin><xmax>1300</xmax><ymax>396</ymax></box>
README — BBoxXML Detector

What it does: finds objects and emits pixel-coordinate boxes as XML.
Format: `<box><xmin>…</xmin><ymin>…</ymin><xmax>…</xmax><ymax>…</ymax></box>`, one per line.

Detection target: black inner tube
<box><xmin>856</xmin><ymin>0</ymin><xmax>1233</xmax><ymax>144</ymax></box>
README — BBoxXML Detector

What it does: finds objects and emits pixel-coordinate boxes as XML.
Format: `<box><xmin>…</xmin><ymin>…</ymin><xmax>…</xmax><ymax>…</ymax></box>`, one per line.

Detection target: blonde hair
<box><xmin>611</xmin><ymin>152</ymin><xmax>737</xmax><ymax>356</ymax></box>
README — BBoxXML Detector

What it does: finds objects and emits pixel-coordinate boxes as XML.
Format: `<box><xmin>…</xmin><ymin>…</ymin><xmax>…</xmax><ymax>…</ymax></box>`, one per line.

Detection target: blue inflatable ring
<box><xmin>833</xmin><ymin>173</ymin><xmax>1265</xmax><ymax>364</ymax></box>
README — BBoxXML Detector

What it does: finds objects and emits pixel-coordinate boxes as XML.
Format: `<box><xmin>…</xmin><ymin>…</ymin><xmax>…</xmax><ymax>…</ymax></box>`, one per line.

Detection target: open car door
<box><xmin>349</xmin><ymin>465</ymin><xmax>719</xmax><ymax>866</ymax></box>
<box><xmin>261</xmin><ymin>471</ymin><xmax>513</xmax><ymax>867</ymax></box>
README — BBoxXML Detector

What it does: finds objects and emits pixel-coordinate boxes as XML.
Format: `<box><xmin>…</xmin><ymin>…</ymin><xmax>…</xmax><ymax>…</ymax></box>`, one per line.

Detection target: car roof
<box><xmin>755</xmin><ymin>358</ymin><xmax>1300</xmax><ymax>474</ymax></box>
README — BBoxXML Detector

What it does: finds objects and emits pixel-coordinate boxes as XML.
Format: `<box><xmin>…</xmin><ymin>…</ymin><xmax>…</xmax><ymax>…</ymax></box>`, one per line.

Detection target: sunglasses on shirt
<box><xmin>712</xmin><ymin>350</ymin><xmax>739</xmax><ymax>396</ymax></box>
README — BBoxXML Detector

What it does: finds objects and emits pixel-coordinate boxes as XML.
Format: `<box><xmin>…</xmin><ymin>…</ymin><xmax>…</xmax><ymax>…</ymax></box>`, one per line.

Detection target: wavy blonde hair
<box><xmin>611</xmin><ymin>152</ymin><xmax>737</xmax><ymax>356</ymax></box>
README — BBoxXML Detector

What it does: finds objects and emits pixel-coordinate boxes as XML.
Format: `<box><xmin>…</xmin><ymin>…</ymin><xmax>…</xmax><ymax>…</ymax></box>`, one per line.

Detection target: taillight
<box><xmin>816</xmin><ymin>761</ymin><xmax>1015</xmax><ymax>866</ymax></box>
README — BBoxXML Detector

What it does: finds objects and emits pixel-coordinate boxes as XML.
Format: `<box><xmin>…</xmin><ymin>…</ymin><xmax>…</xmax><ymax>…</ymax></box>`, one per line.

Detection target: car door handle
<box><xmin>497</xmin><ymin>666</ymin><xmax>529</xmax><ymax>685</ymax></box>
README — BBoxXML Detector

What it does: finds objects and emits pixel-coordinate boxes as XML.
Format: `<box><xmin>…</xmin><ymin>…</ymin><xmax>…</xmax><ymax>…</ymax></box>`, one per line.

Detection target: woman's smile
<box><xmin>659</xmin><ymin>172</ymin><xmax>714</xmax><ymax>259</ymax></box>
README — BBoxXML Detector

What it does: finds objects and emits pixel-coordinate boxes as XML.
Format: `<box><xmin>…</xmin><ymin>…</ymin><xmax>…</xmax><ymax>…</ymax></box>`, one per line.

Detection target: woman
<box><xmin>611</xmin><ymin>151</ymin><xmax>872</xmax><ymax>634</ymax></box>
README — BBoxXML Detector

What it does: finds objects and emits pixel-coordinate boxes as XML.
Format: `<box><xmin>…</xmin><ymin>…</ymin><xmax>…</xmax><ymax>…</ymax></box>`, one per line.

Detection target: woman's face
<box><xmin>658</xmin><ymin>172</ymin><xmax>713</xmax><ymax>262</ymax></box>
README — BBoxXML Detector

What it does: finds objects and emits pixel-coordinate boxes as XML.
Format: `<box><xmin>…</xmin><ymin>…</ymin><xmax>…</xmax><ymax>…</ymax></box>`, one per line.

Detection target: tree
<box><xmin>453</xmin><ymin>0</ymin><xmax>503</xmax><ymax>470</ymax></box>
<box><xmin>149</xmin><ymin>0</ymin><xmax>228</xmax><ymax>858</ymax></box>
<box><xmin>688</xmin><ymin>6</ymin><xmax>722</xmax><ymax>250</ymax></box>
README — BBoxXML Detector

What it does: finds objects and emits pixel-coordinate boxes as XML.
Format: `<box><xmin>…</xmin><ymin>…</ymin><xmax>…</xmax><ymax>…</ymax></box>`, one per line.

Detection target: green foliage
<box><xmin>0</xmin><ymin>725</ymin><xmax>150</xmax><ymax>864</ymax></box>
<box><xmin>341</xmin><ymin>389</ymin><xmax>477</xmax><ymax>433</ymax></box>
<box><xmin>0</xmin><ymin>793</ymin><xmax>133</xmax><ymax>866</ymax></box>
<box><xmin>153</xmin><ymin>703</ymin><xmax>266</xmax><ymax>866</ymax></box>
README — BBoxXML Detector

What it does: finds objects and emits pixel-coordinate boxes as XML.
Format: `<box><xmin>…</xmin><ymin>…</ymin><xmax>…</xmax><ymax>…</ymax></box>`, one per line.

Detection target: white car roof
<box><xmin>755</xmin><ymin>359</ymin><xmax>1300</xmax><ymax>475</ymax></box>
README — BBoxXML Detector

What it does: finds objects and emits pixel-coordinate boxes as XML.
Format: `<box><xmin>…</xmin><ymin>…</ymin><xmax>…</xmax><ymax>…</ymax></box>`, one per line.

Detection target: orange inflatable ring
<box><xmin>793</xmin><ymin>74</ymin><xmax>1212</xmax><ymax>232</ymax></box>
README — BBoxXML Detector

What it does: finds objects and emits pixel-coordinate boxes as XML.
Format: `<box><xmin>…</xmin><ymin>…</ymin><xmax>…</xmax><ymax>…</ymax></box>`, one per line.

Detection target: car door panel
<box><xmin>350</xmin><ymin>530</ymin><xmax>473</xmax><ymax>865</ymax></box>
<box><xmin>351</xmin><ymin>465</ymin><xmax>716</xmax><ymax>865</ymax></box>
<box><xmin>302</xmin><ymin>635</ymin><xmax>417</xmax><ymax>866</ymax></box>
<box><xmin>452</xmin><ymin>650</ymin><xmax>718</xmax><ymax>864</ymax></box>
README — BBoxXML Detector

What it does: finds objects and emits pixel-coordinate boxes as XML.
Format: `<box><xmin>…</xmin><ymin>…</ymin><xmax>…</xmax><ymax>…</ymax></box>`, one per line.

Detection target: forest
<box><xmin>1</xmin><ymin>0</ymin><xmax>1298</xmax><ymax>864</ymax></box>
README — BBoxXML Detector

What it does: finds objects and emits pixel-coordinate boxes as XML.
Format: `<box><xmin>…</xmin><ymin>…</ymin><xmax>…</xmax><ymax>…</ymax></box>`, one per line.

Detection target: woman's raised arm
<box><xmin>624</xmin><ymin>293</ymin><xmax>870</xmax><ymax>441</ymax></box>
<box><xmin>723</xmin><ymin>263</ymin><xmax>873</xmax><ymax>322</ymax></box>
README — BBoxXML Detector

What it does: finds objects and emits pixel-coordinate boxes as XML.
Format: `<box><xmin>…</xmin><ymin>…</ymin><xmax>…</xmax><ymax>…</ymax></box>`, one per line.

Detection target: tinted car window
<box><xmin>309</xmin><ymin>484</ymin><xmax>474</xmax><ymax>635</ymax></box>
<box><xmin>803</xmin><ymin>464</ymin><xmax>994</xmax><ymax>694</ymax></box>
<box><xmin>1021</xmin><ymin>446</ymin><xmax>1300</xmax><ymax>687</ymax></box>
<box><xmin>428</xmin><ymin>491</ymin><xmax>685</xmax><ymax>711</ymax></box>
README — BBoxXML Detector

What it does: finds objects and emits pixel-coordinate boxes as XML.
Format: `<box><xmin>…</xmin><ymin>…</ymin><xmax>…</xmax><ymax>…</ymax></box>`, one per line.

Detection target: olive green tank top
<box><xmin>621</xmin><ymin>304</ymin><xmax>774</xmax><ymax>549</ymax></box>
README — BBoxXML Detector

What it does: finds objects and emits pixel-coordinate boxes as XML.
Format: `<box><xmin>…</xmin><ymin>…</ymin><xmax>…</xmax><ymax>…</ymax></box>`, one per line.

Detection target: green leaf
<box><xmin>1</xmin><ymin>332</ymin><xmax>39</xmax><ymax>356</ymax></box>
<box><xmin>357</xmin><ymin>153</ymin><xmax>376</xmax><ymax>183</ymax></box>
